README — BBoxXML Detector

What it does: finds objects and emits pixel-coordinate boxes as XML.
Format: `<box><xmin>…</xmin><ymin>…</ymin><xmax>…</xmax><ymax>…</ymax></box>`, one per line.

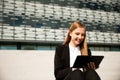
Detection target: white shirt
<box><xmin>69</xmin><ymin>44</ymin><xmax>81</xmax><ymax>67</ymax></box>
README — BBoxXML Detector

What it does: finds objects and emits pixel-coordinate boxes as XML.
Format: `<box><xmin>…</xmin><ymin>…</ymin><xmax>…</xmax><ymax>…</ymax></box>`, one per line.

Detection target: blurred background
<box><xmin>0</xmin><ymin>0</ymin><xmax>120</xmax><ymax>51</ymax></box>
<box><xmin>0</xmin><ymin>0</ymin><xmax>120</xmax><ymax>80</ymax></box>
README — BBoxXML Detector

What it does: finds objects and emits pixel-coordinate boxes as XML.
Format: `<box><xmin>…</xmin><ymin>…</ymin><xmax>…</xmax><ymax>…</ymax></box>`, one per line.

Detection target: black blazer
<box><xmin>54</xmin><ymin>44</ymin><xmax>91</xmax><ymax>80</ymax></box>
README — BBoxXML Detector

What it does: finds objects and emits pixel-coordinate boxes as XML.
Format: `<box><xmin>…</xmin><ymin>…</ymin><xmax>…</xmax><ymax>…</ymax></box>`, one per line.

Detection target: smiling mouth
<box><xmin>75</xmin><ymin>38</ymin><xmax>82</xmax><ymax>42</ymax></box>
<box><xmin>75</xmin><ymin>40</ymin><xmax>82</xmax><ymax>44</ymax></box>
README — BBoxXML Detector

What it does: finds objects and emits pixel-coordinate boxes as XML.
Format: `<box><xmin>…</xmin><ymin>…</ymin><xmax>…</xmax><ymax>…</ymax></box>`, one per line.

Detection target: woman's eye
<box><xmin>75</xmin><ymin>33</ymin><xmax>80</xmax><ymax>35</ymax></box>
<box><xmin>75</xmin><ymin>33</ymin><xmax>79</xmax><ymax>35</ymax></box>
<box><xmin>81</xmin><ymin>34</ymin><xmax>85</xmax><ymax>36</ymax></box>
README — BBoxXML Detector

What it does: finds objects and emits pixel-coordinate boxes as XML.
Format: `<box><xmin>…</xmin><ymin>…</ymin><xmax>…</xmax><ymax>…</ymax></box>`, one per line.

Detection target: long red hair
<box><xmin>63</xmin><ymin>21</ymin><xmax>88</xmax><ymax>55</ymax></box>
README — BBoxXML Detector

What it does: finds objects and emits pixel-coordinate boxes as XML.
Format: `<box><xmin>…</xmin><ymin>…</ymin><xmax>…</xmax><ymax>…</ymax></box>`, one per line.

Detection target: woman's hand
<box><xmin>87</xmin><ymin>62</ymin><xmax>96</xmax><ymax>70</ymax></box>
<box><xmin>83</xmin><ymin>62</ymin><xmax>96</xmax><ymax>72</ymax></box>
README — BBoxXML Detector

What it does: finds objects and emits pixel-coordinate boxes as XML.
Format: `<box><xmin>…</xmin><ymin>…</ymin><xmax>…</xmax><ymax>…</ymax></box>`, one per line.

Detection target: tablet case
<box><xmin>72</xmin><ymin>55</ymin><xmax>104</xmax><ymax>68</ymax></box>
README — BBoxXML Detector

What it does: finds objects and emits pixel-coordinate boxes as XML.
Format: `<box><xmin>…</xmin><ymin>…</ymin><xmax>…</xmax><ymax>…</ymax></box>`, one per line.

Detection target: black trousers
<box><xmin>64</xmin><ymin>69</ymin><xmax>101</xmax><ymax>80</ymax></box>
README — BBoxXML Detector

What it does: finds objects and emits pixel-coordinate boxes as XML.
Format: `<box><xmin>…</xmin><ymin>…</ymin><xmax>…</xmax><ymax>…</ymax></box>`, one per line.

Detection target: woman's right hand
<box><xmin>87</xmin><ymin>62</ymin><xmax>96</xmax><ymax>70</ymax></box>
<box><xmin>83</xmin><ymin>62</ymin><xmax>96</xmax><ymax>72</ymax></box>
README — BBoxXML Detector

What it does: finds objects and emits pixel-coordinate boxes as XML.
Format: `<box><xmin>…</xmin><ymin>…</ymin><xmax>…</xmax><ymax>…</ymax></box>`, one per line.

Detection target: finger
<box><xmin>88</xmin><ymin>62</ymin><xmax>93</xmax><ymax>69</ymax></box>
<box><xmin>88</xmin><ymin>62</ymin><xmax>95</xmax><ymax>69</ymax></box>
<box><xmin>90</xmin><ymin>62</ymin><xmax>94</xmax><ymax>69</ymax></box>
<box><xmin>92</xmin><ymin>62</ymin><xmax>96</xmax><ymax>69</ymax></box>
<box><xmin>87</xmin><ymin>63</ymin><xmax>91</xmax><ymax>68</ymax></box>
<box><xmin>90</xmin><ymin>62</ymin><xmax>96</xmax><ymax>69</ymax></box>
<box><xmin>83</xmin><ymin>66</ymin><xmax>87</xmax><ymax>71</ymax></box>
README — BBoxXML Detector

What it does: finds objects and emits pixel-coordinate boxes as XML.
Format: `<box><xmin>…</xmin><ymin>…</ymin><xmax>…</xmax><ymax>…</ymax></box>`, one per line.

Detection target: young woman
<box><xmin>54</xmin><ymin>21</ymin><xmax>101</xmax><ymax>80</ymax></box>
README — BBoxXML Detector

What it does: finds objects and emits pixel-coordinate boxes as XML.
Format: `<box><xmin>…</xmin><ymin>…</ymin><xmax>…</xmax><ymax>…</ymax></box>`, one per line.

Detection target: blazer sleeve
<box><xmin>54</xmin><ymin>45</ymin><xmax>72</xmax><ymax>80</ymax></box>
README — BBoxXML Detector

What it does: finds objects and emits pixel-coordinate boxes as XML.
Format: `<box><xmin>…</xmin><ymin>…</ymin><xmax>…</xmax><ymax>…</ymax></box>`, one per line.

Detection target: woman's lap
<box><xmin>64</xmin><ymin>69</ymin><xmax>100</xmax><ymax>80</ymax></box>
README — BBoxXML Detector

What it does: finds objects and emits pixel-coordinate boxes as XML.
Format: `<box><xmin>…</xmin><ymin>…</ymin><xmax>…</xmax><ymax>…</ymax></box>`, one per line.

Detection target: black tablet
<box><xmin>72</xmin><ymin>55</ymin><xmax>104</xmax><ymax>68</ymax></box>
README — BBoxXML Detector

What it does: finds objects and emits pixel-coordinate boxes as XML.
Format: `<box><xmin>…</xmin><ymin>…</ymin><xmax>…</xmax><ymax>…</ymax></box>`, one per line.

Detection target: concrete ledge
<box><xmin>0</xmin><ymin>50</ymin><xmax>120</xmax><ymax>80</ymax></box>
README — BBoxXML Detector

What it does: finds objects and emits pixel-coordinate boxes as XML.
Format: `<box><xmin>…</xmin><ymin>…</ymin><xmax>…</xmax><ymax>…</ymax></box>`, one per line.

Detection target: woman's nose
<box><xmin>78</xmin><ymin>35</ymin><xmax>82</xmax><ymax>39</ymax></box>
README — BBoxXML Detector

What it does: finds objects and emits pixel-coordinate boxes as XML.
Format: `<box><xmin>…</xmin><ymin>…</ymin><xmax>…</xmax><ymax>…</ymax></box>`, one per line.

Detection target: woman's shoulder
<box><xmin>55</xmin><ymin>44</ymin><xmax>69</xmax><ymax>54</ymax></box>
<box><xmin>56</xmin><ymin>44</ymin><xmax>68</xmax><ymax>50</ymax></box>
<box><xmin>55</xmin><ymin>44</ymin><xmax>65</xmax><ymax>56</ymax></box>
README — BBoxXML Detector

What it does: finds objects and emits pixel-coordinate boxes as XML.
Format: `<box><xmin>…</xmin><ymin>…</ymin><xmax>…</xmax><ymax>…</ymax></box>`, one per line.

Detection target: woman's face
<box><xmin>69</xmin><ymin>27</ymin><xmax>86</xmax><ymax>47</ymax></box>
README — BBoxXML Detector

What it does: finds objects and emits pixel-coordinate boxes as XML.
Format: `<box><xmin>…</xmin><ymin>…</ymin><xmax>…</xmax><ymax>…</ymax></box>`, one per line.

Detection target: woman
<box><xmin>54</xmin><ymin>21</ymin><xmax>101</xmax><ymax>80</ymax></box>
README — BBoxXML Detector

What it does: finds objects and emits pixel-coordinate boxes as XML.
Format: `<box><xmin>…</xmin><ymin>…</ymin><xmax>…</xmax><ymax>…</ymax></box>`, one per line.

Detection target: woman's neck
<box><xmin>69</xmin><ymin>41</ymin><xmax>77</xmax><ymax>48</ymax></box>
